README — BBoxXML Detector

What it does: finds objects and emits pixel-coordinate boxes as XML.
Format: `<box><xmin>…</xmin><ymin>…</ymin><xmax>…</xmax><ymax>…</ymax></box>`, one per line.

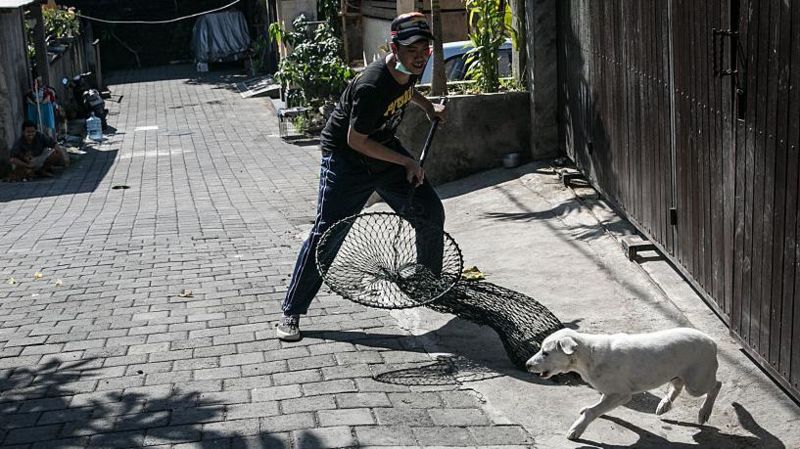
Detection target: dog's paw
<box><xmin>566</xmin><ymin>428</ymin><xmax>583</xmax><ymax>441</ymax></box>
<box><xmin>655</xmin><ymin>399</ymin><xmax>672</xmax><ymax>415</ymax></box>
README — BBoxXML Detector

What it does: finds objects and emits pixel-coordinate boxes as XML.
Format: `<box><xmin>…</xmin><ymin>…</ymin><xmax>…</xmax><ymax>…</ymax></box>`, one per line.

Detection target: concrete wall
<box><xmin>396</xmin><ymin>92</ymin><xmax>531</xmax><ymax>184</ymax></box>
<box><xmin>0</xmin><ymin>9</ymin><xmax>31</xmax><ymax>161</ymax></box>
<box><xmin>276</xmin><ymin>0</ymin><xmax>317</xmax><ymax>57</ymax></box>
<box><xmin>525</xmin><ymin>0</ymin><xmax>560</xmax><ymax>160</ymax></box>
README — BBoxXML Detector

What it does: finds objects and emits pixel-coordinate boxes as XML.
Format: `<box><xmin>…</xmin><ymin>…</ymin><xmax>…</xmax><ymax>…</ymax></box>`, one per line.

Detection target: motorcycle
<box><xmin>62</xmin><ymin>73</ymin><xmax>108</xmax><ymax>130</ymax></box>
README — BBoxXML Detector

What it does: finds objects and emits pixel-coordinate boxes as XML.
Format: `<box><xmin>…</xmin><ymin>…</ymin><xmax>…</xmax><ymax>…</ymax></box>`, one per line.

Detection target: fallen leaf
<box><xmin>178</xmin><ymin>289</ymin><xmax>193</xmax><ymax>298</ymax></box>
<box><xmin>461</xmin><ymin>266</ymin><xmax>485</xmax><ymax>281</ymax></box>
<box><xmin>34</xmin><ymin>272</ymin><xmax>43</xmax><ymax>280</ymax></box>
<box><xmin>6</xmin><ymin>277</ymin><xmax>16</xmax><ymax>285</ymax></box>
<box><xmin>54</xmin><ymin>279</ymin><xmax>63</xmax><ymax>287</ymax></box>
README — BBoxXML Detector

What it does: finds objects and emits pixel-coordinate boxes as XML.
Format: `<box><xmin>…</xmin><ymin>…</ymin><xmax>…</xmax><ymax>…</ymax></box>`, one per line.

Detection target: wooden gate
<box><xmin>557</xmin><ymin>0</ymin><xmax>800</xmax><ymax>401</ymax></box>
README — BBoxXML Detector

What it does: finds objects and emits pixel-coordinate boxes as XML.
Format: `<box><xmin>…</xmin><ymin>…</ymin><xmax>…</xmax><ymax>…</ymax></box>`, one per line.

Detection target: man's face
<box><xmin>23</xmin><ymin>126</ymin><xmax>36</xmax><ymax>142</ymax></box>
<box><xmin>394</xmin><ymin>40</ymin><xmax>432</xmax><ymax>75</ymax></box>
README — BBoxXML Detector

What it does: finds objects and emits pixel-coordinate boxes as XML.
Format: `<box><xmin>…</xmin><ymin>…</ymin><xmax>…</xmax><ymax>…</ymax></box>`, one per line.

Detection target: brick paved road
<box><xmin>0</xmin><ymin>65</ymin><xmax>532</xmax><ymax>448</ymax></box>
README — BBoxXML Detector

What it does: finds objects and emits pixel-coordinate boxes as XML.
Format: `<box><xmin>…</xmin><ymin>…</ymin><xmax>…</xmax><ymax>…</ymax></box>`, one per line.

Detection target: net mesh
<box><xmin>317</xmin><ymin>212</ymin><xmax>464</xmax><ymax>308</ymax></box>
<box><xmin>430</xmin><ymin>281</ymin><xmax>564</xmax><ymax>369</ymax></box>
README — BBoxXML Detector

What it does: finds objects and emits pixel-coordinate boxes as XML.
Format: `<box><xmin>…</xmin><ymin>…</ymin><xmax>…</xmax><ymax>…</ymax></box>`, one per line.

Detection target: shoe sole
<box><xmin>276</xmin><ymin>329</ymin><xmax>301</xmax><ymax>342</ymax></box>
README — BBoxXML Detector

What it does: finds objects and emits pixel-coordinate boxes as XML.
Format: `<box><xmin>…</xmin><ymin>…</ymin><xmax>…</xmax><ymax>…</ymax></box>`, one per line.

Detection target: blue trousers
<box><xmin>282</xmin><ymin>143</ymin><xmax>445</xmax><ymax>315</ymax></box>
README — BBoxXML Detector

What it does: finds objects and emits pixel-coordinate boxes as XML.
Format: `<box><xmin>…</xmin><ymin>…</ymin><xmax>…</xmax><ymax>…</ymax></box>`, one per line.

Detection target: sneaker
<box><xmin>276</xmin><ymin>314</ymin><xmax>301</xmax><ymax>341</ymax></box>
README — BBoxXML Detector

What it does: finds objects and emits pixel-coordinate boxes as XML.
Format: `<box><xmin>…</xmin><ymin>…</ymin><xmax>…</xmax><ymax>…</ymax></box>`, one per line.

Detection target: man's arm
<box><xmin>347</xmin><ymin>128</ymin><xmax>424</xmax><ymax>186</ymax></box>
<box><xmin>411</xmin><ymin>90</ymin><xmax>446</xmax><ymax>122</ymax></box>
<box><xmin>9</xmin><ymin>156</ymin><xmax>33</xmax><ymax>169</ymax></box>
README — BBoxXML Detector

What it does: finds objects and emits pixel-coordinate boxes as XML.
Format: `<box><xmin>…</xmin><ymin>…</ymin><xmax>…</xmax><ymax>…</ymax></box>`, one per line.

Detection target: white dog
<box><xmin>525</xmin><ymin>327</ymin><xmax>722</xmax><ymax>440</ymax></box>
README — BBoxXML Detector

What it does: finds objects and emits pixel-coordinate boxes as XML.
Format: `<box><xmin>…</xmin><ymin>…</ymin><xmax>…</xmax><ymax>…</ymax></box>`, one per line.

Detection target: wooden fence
<box><xmin>558</xmin><ymin>0</ymin><xmax>800</xmax><ymax>402</ymax></box>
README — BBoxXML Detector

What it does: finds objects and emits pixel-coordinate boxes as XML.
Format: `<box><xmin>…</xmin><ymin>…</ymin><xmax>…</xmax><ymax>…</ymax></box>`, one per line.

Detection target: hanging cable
<box><xmin>74</xmin><ymin>0</ymin><xmax>241</xmax><ymax>25</ymax></box>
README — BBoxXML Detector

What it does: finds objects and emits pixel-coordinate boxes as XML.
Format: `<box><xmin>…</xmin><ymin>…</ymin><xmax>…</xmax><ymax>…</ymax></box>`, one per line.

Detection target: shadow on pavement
<box><xmin>106</xmin><ymin>63</ymin><xmax>249</xmax><ymax>88</ymax></box>
<box><xmin>573</xmin><ymin>402</ymin><xmax>784</xmax><ymax>449</ymax></box>
<box><xmin>0</xmin><ymin>145</ymin><xmax>117</xmax><ymax>203</ymax></box>
<box><xmin>0</xmin><ymin>359</ymin><xmax>317</xmax><ymax>448</ymax></box>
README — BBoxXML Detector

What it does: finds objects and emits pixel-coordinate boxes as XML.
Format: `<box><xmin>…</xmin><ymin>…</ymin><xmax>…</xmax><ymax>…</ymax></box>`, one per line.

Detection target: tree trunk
<box><xmin>430</xmin><ymin>0</ymin><xmax>447</xmax><ymax>96</ymax></box>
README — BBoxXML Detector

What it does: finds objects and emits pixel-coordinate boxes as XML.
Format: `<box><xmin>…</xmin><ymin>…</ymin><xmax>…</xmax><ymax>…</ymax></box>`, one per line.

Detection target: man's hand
<box><xmin>404</xmin><ymin>159</ymin><xmax>425</xmax><ymax>186</ymax></box>
<box><xmin>426</xmin><ymin>102</ymin><xmax>447</xmax><ymax>123</ymax></box>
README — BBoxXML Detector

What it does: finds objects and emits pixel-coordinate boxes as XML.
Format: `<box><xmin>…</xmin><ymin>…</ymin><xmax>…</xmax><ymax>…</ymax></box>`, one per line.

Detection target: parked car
<box><xmin>419</xmin><ymin>39</ymin><xmax>513</xmax><ymax>84</ymax></box>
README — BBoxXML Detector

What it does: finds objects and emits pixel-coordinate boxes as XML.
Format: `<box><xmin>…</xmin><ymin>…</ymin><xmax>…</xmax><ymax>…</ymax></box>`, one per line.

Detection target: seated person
<box><xmin>7</xmin><ymin>120</ymin><xmax>69</xmax><ymax>180</ymax></box>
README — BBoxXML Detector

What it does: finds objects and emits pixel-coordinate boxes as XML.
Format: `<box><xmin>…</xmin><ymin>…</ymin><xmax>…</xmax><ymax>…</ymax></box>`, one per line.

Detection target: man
<box><xmin>7</xmin><ymin>121</ymin><xmax>69</xmax><ymax>179</ymax></box>
<box><xmin>277</xmin><ymin>12</ymin><xmax>447</xmax><ymax>341</ymax></box>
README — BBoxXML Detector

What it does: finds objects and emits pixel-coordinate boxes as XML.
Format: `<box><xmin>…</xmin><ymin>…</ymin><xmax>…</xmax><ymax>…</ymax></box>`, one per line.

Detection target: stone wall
<box><xmin>396</xmin><ymin>92</ymin><xmax>531</xmax><ymax>184</ymax></box>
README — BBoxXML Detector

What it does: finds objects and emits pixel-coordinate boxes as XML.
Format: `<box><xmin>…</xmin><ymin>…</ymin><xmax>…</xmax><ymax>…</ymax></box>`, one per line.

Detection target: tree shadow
<box><xmin>0</xmin><ymin>358</ymin><xmax>319</xmax><ymax>448</ymax></box>
<box><xmin>574</xmin><ymin>402</ymin><xmax>784</xmax><ymax>449</ymax></box>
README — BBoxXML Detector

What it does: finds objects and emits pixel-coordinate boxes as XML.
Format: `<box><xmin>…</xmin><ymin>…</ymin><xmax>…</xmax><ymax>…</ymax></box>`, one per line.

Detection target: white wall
<box><xmin>361</xmin><ymin>17</ymin><xmax>391</xmax><ymax>63</ymax></box>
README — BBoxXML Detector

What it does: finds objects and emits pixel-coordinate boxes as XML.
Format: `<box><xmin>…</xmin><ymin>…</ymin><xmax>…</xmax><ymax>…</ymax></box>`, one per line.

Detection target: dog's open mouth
<box><xmin>539</xmin><ymin>371</ymin><xmax>552</xmax><ymax>379</ymax></box>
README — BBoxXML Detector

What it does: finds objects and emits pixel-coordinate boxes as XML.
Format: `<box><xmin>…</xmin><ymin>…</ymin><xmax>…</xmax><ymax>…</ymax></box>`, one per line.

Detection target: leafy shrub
<box><xmin>465</xmin><ymin>0</ymin><xmax>515</xmax><ymax>93</ymax></box>
<box><xmin>269</xmin><ymin>15</ymin><xmax>354</xmax><ymax>108</ymax></box>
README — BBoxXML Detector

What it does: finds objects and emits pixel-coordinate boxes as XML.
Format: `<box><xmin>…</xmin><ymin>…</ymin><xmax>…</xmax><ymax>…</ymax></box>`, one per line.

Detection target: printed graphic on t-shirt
<box><xmin>380</xmin><ymin>86</ymin><xmax>414</xmax><ymax>135</ymax></box>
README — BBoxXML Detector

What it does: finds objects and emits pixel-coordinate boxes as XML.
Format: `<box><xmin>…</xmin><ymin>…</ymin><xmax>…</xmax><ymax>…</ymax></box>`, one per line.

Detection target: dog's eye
<box><xmin>541</xmin><ymin>351</ymin><xmax>549</xmax><ymax>357</ymax></box>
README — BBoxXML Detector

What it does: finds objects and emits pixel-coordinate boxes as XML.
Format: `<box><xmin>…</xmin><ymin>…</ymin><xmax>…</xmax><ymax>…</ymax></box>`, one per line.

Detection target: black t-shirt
<box><xmin>321</xmin><ymin>58</ymin><xmax>418</xmax><ymax>152</ymax></box>
<box><xmin>11</xmin><ymin>132</ymin><xmax>56</xmax><ymax>160</ymax></box>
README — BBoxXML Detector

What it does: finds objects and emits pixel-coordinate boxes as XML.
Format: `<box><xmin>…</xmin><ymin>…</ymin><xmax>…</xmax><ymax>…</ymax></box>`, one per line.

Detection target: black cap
<box><xmin>391</xmin><ymin>12</ymin><xmax>434</xmax><ymax>45</ymax></box>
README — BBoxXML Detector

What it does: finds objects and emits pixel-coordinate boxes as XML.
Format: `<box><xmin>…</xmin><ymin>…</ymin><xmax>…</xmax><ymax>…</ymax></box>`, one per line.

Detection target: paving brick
<box><xmin>225</xmin><ymin>401</ymin><xmax>280</xmax><ymax>420</ymax></box>
<box><xmin>272</xmin><ymin>369</ymin><xmax>322</xmax><ymax>386</ymax></box>
<box><xmin>388</xmin><ymin>392</ymin><xmax>444</xmax><ymax>408</ymax></box>
<box><xmin>429</xmin><ymin>408</ymin><xmax>491</xmax><ymax>426</ymax></box>
<box><xmin>4</xmin><ymin>424</ymin><xmax>63</xmax><ymax>444</ymax></box>
<box><xmin>301</xmin><ymin>379</ymin><xmax>357</xmax><ymax>396</ymax></box>
<box><xmin>252</xmin><ymin>384</ymin><xmax>302</xmax><ymax>402</ymax></box>
<box><xmin>222</xmin><ymin>374</ymin><xmax>272</xmax><ymax>390</ymax></box>
<box><xmin>412</xmin><ymin>426</ymin><xmax>477</xmax><ymax>446</ymax></box>
<box><xmin>219</xmin><ymin>351</ymin><xmax>264</xmax><ymax>366</ymax></box>
<box><xmin>335</xmin><ymin>392</ymin><xmax>392</xmax><ymax>408</ymax></box>
<box><xmin>317</xmin><ymin>408</ymin><xmax>375</xmax><ymax>427</ymax></box>
<box><xmin>280</xmin><ymin>394</ymin><xmax>336</xmax><ymax>414</ymax></box>
<box><xmin>292</xmin><ymin>426</ymin><xmax>355</xmax><ymax>449</ymax></box>
<box><xmin>193</xmin><ymin>366</ymin><xmax>240</xmax><ymax>381</ymax></box>
<box><xmin>354</xmin><ymin>425</ymin><xmax>417</xmax><ymax>446</ymax></box>
<box><xmin>259</xmin><ymin>413</ymin><xmax>315</xmax><ymax>433</ymax></box>
<box><xmin>374</xmin><ymin>408</ymin><xmax>434</xmax><ymax>426</ymax></box>
<box><xmin>143</xmin><ymin>424</ymin><xmax>202</xmax><ymax>446</ymax></box>
<box><xmin>202</xmin><ymin>418</ymin><xmax>260</xmax><ymax>437</ymax></box>
<box><xmin>468</xmin><ymin>426</ymin><xmax>533</xmax><ymax>446</ymax></box>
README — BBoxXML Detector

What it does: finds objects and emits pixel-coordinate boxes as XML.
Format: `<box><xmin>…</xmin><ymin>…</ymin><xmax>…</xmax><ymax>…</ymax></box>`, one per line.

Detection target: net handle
<box><xmin>404</xmin><ymin>97</ymin><xmax>448</xmax><ymax>213</ymax></box>
<box><xmin>418</xmin><ymin>96</ymin><xmax>449</xmax><ymax>168</ymax></box>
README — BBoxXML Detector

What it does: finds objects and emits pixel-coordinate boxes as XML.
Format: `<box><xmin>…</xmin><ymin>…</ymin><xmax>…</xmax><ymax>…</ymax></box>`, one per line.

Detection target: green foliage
<box><xmin>270</xmin><ymin>15</ymin><xmax>354</xmax><ymax>108</ymax></box>
<box><xmin>25</xmin><ymin>6</ymin><xmax>81</xmax><ymax>62</ymax></box>
<box><xmin>465</xmin><ymin>0</ymin><xmax>513</xmax><ymax>93</ymax></box>
<box><xmin>317</xmin><ymin>0</ymin><xmax>341</xmax><ymax>36</ymax></box>
<box><xmin>43</xmin><ymin>6</ymin><xmax>80</xmax><ymax>40</ymax></box>
<box><xmin>251</xmin><ymin>34</ymin><xmax>270</xmax><ymax>74</ymax></box>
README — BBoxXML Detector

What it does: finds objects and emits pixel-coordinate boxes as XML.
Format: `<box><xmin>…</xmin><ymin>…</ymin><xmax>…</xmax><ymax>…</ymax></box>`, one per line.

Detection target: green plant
<box><xmin>317</xmin><ymin>0</ymin><xmax>341</xmax><ymax>36</ymax></box>
<box><xmin>464</xmin><ymin>0</ymin><xmax>514</xmax><ymax>93</ymax></box>
<box><xmin>25</xmin><ymin>6</ymin><xmax>80</xmax><ymax>62</ymax></box>
<box><xmin>269</xmin><ymin>15</ymin><xmax>354</xmax><ymax>108</ymax></box>
<box><xmin>43</xmin><ymin>6</ymin><xmax>80</xmax><ymax>40</ymax></box>
<box><xmin>251</xmin><ymin>34</ymin><xmax>270</xmax><ymax>74</ymax></box>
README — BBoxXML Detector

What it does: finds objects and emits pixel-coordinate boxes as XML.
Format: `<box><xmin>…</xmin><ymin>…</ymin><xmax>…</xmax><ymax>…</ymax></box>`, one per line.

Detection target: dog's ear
<box><xmin>558</xmin><ymin>336</ymin><xmax>578</xmax><ymax>355</ymax></box>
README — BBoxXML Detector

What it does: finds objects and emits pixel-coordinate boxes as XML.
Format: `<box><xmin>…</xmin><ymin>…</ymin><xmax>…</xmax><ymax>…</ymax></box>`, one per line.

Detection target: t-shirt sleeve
<box><xmin>350</xmin><ymin>84</ymin><xmax>383</xmax><ymax>135</ymax></box>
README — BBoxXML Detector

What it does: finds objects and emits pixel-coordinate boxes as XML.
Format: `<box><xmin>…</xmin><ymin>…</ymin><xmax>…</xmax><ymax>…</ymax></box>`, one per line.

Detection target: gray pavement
<box><xmin>0</xmin><ymin>65</ymin><xmax>531</xmax><ymax>449</ymax></box>
<box><xmin>0</xmin><ymin>64</ymin><xmax>798</xmax><ymax>449</ymax></box>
